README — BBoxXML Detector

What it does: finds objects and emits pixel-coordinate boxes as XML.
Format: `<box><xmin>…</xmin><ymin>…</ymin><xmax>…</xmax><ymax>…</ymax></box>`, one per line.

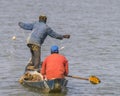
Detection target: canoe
<box><xmin>19</xmin><ymin>71</ymin><xmax>68</xmax><ymax>93</ymax></box>
<box><xmin>22</xmin><ymin>78</ymin><xmax>68</xmax><ymax>93</ymax></box>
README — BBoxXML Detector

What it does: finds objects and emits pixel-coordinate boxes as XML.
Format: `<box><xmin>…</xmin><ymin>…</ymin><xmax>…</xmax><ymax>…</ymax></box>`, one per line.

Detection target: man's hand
<box><xmin>63</xmin><ymin>35</ymin><xmax>70</xmax><ymax>39</ymax></box>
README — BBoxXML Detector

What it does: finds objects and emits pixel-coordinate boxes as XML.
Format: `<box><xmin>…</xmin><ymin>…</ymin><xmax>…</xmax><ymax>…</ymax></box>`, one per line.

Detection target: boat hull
<box><xmin>23</xmin><ymin>78</ymin><xmax>68</xmax><ymax>93</ymax></box>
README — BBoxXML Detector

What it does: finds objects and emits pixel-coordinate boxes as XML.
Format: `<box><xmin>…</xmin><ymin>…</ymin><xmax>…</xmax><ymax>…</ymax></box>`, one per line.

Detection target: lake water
<box><xmin>0</xmin><ymin>0</ymin><xmax>120</xmax><ymax>96</ymax></box>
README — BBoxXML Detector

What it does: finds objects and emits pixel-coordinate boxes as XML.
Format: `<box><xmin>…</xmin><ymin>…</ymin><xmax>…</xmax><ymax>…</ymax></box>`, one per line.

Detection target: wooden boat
<box><xmin>23</xmin><ymin>78</ymin><xmax>68</xmax><ymax>93</ymax></box>
<box><xmin>19</xmin><ymin>71</ymin><xmax>68</xmax><ymax>93</ymax></box>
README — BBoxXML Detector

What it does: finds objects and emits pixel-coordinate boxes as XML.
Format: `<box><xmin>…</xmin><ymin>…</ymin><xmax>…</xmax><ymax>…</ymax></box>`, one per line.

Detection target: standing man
<box><xmin>41</xmin><ymin>45</ymin><xmax>69</xmax><ymax>80</ymax></box>
<box><xmin>18</xmin><ymin>15</ymin><xmax>70</xmax><ymax>71</ymax></box>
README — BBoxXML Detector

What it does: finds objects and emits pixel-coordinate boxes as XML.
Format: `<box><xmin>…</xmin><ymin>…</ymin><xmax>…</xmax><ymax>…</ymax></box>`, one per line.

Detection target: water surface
<box><xmin>0</xmin><ymin>0</ymin><xmax>120</xmax><ymax>96</ymax></box>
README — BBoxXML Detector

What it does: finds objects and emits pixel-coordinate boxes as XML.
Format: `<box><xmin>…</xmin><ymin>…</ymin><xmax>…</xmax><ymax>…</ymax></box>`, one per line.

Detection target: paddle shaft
<box><xmin>67</xmin><ymin>75</ymin><xmax>89</xmax><ymax>81</ymax></box>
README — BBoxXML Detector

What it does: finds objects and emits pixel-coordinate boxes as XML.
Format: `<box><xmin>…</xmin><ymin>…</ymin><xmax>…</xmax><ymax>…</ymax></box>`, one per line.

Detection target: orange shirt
<box><xmin>41</xmin><ymin>53</ymin><xmax>69</xmax><ymax>80</ymax></box>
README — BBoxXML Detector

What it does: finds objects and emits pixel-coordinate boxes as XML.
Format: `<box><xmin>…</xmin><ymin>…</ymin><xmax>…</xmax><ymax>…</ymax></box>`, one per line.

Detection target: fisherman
<box><xmin>41</xmin><ymin>45</ymin><xmax>69</xmax><ymax>80</ymax></box>
<box><xmin>18</xmin><ymin>15</ymin><xmax>70</xmax><ymax>71</ymax></box>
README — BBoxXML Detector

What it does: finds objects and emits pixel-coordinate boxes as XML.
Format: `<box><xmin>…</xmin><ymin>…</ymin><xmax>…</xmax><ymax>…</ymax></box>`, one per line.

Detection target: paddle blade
<box><xmin>89</xmin><ymin>76</ymin><xmax>101</xmax><ymax>84</ymax></box>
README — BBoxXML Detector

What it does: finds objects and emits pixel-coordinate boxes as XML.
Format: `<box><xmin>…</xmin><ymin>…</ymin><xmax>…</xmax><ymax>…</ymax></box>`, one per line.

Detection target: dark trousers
<box><xmin>25</xmin><ymin>44</ymin><xmax>41</xmax><ymax>71</ymax></box>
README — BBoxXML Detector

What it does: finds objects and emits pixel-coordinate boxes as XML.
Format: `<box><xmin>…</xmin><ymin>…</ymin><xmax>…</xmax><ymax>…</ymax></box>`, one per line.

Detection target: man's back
<box><xmin>41</xmin><ymin>53</ymin><xmax>68</xmax><ymax>80</ymax></box>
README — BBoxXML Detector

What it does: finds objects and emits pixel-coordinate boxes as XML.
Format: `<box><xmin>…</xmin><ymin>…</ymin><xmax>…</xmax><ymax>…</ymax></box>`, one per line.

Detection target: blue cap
<box><xmin>51</xmin><ymin>45</ymin><xmax>59</xmax><ymax>53</ymax></box>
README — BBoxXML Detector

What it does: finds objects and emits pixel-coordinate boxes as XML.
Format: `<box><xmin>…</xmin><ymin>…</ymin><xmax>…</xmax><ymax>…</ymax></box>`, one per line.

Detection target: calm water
<box><xmin>0</xmin><ymin>0</ymin><xmax>120</xmax><ymax>96</ymax></box>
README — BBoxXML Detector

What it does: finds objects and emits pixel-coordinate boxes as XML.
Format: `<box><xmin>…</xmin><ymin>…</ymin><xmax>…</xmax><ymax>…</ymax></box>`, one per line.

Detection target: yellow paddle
<box><xmin>67</xmin><ymin>75</ymin><xmax>101</xmax><ymax>85</ymax></box>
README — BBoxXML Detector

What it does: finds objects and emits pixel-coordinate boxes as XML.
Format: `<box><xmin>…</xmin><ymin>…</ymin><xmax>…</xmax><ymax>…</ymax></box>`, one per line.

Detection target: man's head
<box><xmin>51</xmin><ymin>45</ymin><xmax>59</xmax><ymax>54</ymax></box>
<box><xmin>39</xmin><ymin>15</ymin><xmax>47</xmax><ymax>23</ymax></box>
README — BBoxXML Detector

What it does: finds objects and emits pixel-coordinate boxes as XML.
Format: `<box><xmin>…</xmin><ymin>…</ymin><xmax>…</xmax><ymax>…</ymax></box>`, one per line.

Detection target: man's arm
<box><xmin>64</xmin><ymin>59</ymin><xmax>69</xmax><ymax>76</ymax></box>
<box><xmin>47</xmin><ymin>27</ymin><xmax>70</xmax><ymax>39</ymax></box>
<box><xmin>18</xmin><ymin>22</ymin><xmax>34</xmax><ymax>30</ymax></box>
<box><xmin>40</xmin><ymin>60</ymin><xmax>46</xmax><ymax>76</ymax></box>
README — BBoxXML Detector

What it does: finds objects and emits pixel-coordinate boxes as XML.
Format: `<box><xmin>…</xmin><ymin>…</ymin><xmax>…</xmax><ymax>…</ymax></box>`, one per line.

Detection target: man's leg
<box><xmin>25</xmin><ymin>44</ymin><xmax>34</xmax><ymax>71</ymax></box>
<box><xmin>32</xmin><ymin>45</ymin><xmax>41</xmax><ymax>69</ymax></box>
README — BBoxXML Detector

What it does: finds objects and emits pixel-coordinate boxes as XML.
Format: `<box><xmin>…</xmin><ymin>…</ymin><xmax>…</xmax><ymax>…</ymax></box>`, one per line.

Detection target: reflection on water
<box><xmin>0</xmin><ymin>0</ymin><xmax>120</xmax><ymax>96</ymax></box>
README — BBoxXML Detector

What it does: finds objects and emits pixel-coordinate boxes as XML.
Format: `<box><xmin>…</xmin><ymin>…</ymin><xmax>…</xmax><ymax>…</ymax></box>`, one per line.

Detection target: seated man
<box><xmin>41</xmin><ymin>45</ymin><xmax>69</xmax><ymax>80</ymax></box>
